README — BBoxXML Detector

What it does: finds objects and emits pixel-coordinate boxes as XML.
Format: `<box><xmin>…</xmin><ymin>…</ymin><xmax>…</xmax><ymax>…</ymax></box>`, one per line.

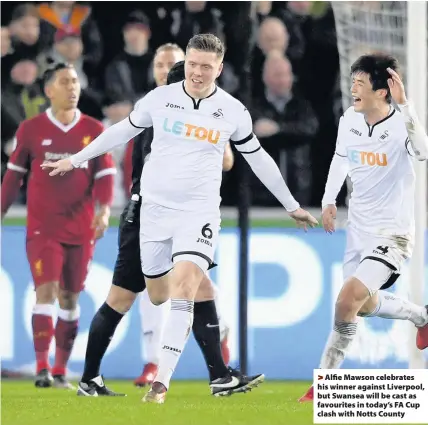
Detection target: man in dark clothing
<box><xmin>104</xmin><ymin>11</ymin><xmax>153</xmax><ymax>103</ymax></box>
<box><xmin>252</xmin><ymin>53</ymin><xmax>318</xmax><ymax>205</ymax></box>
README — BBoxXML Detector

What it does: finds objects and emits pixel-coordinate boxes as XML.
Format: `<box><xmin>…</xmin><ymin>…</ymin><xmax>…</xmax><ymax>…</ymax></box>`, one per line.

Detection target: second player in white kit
<box><xmin>299</xmin><ymin>53</ymin><xmax>428</xmax><ymax>402</ymax></box>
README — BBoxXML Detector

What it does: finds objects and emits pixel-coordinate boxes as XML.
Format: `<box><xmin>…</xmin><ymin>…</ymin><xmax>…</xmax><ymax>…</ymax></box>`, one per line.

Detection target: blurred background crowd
<box><xmin>1</xmin><ymin>1</ymin><xmax>346</xmax><ymax>209</ymax></box>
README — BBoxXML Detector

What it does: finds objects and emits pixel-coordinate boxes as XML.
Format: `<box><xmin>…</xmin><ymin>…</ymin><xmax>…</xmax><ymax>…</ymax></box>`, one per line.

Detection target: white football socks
<box><xmin>365</xmin><ymin>290</ymin><xmax>428</xmax><ymax>327</ymax></box>
<box><xmin>140</xmin><ymin>290</ymin><xmax>170</xmax><ymax>365</ymax></box>
<box><xmin>319</xmin><ymin>320</ymin><xmax>358</xmax><ymax>369</ymax></box>
<box><xmin>154</xmin><ymin>299</ymin><xmax>194</xmax><ymax>390</ymax></box>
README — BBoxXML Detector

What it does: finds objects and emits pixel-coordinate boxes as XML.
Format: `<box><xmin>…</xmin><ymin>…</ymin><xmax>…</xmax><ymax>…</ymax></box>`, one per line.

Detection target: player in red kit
<box><xmin>1</xmin><ymin>63</ymin><xmax>116</xmax><ymax>389</ymax></box>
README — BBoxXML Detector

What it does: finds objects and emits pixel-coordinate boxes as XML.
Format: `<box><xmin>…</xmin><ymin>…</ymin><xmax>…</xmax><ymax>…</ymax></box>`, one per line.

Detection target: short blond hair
<box><xmin>155</xmin><ymin>43</ymin><xmax>184</xmax><ymax>56</ymax></box>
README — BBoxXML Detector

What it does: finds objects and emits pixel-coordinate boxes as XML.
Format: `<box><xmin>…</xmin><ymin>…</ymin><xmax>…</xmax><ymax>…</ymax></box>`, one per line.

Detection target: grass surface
<box><xmin>1</xmin><ymin>380</ymin><xmax>316</xmax><ymax>425</ymax></box>
<box><xmin>1</xmin><ymin>380</ymin><xmax>411</xmax><ymax>425</ymax></box>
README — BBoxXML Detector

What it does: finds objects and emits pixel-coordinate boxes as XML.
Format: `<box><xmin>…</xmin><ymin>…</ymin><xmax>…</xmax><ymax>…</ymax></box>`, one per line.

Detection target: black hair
<box><xmin>350</xmin><ymin>53</ymin><xmax>399</xmax><ymax>103</ymax></box>
<box><xmin>11</xmin><ymin>3</ymin><xmax>38</xmax><ymax>22</ymax></box>
<box><xmin>42</xmin><ymin>62</ymin><xmax>74</xmax><ymax>86</ymax></box>
<box><xmin>186</xmin><ymin>33</ymin><xmax>225</xmax><ymax>58</ymax></box>
<box><xmin>167</xmin><ymin>61</ymin><xmax>185</xmax><ymax>85</ymax></box>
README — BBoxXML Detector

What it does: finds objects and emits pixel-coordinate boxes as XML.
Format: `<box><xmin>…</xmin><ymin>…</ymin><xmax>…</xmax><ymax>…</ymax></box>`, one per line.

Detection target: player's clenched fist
<box><xmin>322</xmin><ymin>204</ymin><xmax>337</xmax><ymax>234</ymax></box>
<box><xmin>289</xmin><ymin>208</ymin><xmax>318</xmax><ymax>232</ymax></box>
<box><xmin>41</xmin><ymin>158</ymin><xmax>74</xmax><ymax>176</ymax></box>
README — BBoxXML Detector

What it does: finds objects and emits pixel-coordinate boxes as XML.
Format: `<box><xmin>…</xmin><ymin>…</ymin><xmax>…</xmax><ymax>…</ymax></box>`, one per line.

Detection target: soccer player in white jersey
<box><xmin>42</xmin><ymin>33</ymin><xmax>318</xmax><ymax>404</ymax></box>
<box><xmin>299</xmin><ymin>53</ymin><xmax>428</xmax><ymax>403</ymax></box>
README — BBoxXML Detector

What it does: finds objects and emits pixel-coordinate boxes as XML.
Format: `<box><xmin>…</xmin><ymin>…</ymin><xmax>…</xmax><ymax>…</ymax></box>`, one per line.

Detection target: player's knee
<box><xmin>335</xmin><ymin>277</ymin><xmax>370</xmax><ymax>318</ymax></box>
<box><xmin>107</xmin><ymin>285</ymin><xmax>137</xmax><ymax>314</ymax></box>
<box><xmin>58</xmin><ymin>289</ymin><xmax>79</xmax><ymax>310</ymax></box>
<box><xmin>171</xmin><ymin>260</ymin><xmax>204</xmax><ymax>299</ymax></box>
<box><xmin>358</xmin><ymin>294</ymin><xmax>379</xmax><ymax>316</ymax></box>
<box><xmin>35</xmin><ymin>282</ymin><xmax>58</xmax><ymax>304</ymax></box>
<box><xmin>145</xmin><ymin>276</ymin><xmax>170</xmax><ymax>305</ymax></box>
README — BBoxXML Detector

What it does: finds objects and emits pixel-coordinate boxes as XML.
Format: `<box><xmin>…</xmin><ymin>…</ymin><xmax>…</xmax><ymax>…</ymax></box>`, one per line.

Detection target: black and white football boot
<box><xmin>210</xmin><ymin>367</ymin><xmax>265</xmax><ymax>397</ymax></box>
<box><xmin>35</xmin><ymin>369</ymin><xmax>54</xmax><ymax>388</ymax></box>
<box><xmin>77</xmin><ymin>375</ymin><xmax>126</xmax><ymax>397</ymax></box>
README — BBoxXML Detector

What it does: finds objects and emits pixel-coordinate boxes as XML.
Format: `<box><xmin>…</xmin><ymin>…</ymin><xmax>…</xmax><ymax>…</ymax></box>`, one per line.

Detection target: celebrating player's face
<box><xmin>46</xmin><ymin>67</ymin><xmax>81</xmax><ymax>110</ymax></box>
<box><xmin>153</xmin><ymin>49</ymin><xmax>185</xmax><ymax>87</ymax></box>
<box><xmin>184</xmin><ymin>48</ymin><xmax>223</xmax><ymax>98</ymax></box>
<box><xmin>351</xmin><ymin>72</ymin><xmax>385</xmax><ymax>114</ymax></box>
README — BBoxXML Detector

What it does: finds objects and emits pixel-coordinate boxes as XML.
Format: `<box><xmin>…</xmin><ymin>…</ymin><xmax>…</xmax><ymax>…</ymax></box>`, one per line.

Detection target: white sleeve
<box><xmin>321</xmin><ymin>154</ymin><xmax>349</xmax><ymax>208</ymax></box>
<box><xmin>128</xmin><ymin>91</ymin><xmax>155</xmax><ymax>129</ymax></box>
<box><xmin>399</xmin><ymin>101</ymin><xmax>428</xmax><ymax>161</ymax></box>
<box><xmin>70</xmin><ymin>118</ymin><xmax>144</xmax><ymax>167</ymax></box>
<box><xmin>70</xmin><ymin>92</ymin><xmax>156</xmax><ymax>167</ymax></box>
<box><xmin>321</xmin><ymin>118</ymin><xmax>349</xmax><ymax>207</ymax></box>
<box><xmin>230</xmin><ymin>106</ymin><xmax>261</xmax><ymax>153</ymax></box>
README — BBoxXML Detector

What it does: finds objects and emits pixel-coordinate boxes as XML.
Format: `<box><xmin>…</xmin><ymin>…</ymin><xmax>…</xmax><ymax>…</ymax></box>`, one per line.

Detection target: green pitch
<box><xmin>1</xmin><ymin>380</ymin><xmax>414</xmax><ymax>425</ymax></box>
<box><xmin>1</xmin><ymin>380</ymin><xmax>316</xmax><ymax>425</ymax></box>
<box><xmin>2</xmin><ymin>217</ymin><xmax>300</xmax><ymax>228</ymax></box>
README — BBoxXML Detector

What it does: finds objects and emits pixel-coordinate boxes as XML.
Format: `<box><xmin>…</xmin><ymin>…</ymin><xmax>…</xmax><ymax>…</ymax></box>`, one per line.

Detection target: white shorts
<box><xmin>343</xmin><ymin>225</ymin><xmax>413</xmax><ymax>296</ymax></box>
<box><xmin>139</xmin><ymin>202</ymin><xmax>220</xmax><ymax>278</ymax></box>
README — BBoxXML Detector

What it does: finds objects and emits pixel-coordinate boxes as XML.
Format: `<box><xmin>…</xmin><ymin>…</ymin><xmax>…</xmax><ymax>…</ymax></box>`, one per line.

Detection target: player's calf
<box><xmin>33</xmin><ymin>283</ymin><xmax>57</xmax><ymax>376</ymax></box>
<box><xmin>52</xmin><ymin>290</ymin><xmax>80</xmax><ymax>378</ymax></box>
<box><xmin>319</xmin><ymin>278</ymin><xmax>369</xmax><ymax>370</ymax></box>
<box><xmin>144</xmin><ymin>260</ymin><xmax>204</xmax><ymax>400</ymax></box>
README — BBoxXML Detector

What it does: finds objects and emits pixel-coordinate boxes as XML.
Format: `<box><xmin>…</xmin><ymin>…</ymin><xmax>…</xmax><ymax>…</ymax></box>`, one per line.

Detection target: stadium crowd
<box><xmin>1</xmin><ymin>1</ymin><xmax>343</xmax><ymax>208</ymax></box>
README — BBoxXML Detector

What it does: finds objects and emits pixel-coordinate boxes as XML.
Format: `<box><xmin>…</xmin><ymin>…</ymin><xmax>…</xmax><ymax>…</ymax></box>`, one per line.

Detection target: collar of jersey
<box><xmin>45</xmin><ymin>107</ymin><xmax>82</xmax><ymax>133</ymax></box>
<box><xmin>364</xmin><ymin>106</ymin><xmax>395</xmax><ymax>137</ymax></box>
<box><xmin>182</xmin><ymin>81</ymin><xmax>217</xmax><ymax>110</ymax></box>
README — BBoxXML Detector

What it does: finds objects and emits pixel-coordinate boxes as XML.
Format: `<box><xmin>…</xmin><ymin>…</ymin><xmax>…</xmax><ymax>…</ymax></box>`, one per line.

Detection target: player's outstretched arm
<box><xmin>42</xmin><ymin>91</ymin><xmax>156</xmax><ymax>176</ymax></box>
<box><xmin>41</xmin><ymin>118</ymin><xmax>146</xmax><ymax>176</ymax></box>
<box><xmin>387</xmin><ymin>68</ymin><xmax>428</xmax><ymax>161</ymax></box>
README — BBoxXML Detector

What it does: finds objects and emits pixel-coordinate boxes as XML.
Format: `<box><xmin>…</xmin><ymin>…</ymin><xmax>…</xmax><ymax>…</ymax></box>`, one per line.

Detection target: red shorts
<box><xmin>26</xmin><ymin>237</ymin><xmax>95</xmax><ymax>293</ymax></box>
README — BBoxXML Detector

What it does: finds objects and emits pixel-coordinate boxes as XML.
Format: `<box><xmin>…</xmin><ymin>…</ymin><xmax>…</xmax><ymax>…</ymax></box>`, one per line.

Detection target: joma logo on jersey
<box><xmin>348</xmin><ymin>150</ymin><xmax>388</xmax><ymax>167</ymax></box>
<box><xmin>163</xmin><ymin>118</ymin><xmax>220</xmax><ymax>144</ymax></box>
<box><xmin>350</xmin><ymin>128</ymin><xmax>362</xmax><ymax>136</ymax></box>
<box><xmin>166</xmin><ymin>102</ymin><xmax>184</xmax><ymax>110</ymax></box>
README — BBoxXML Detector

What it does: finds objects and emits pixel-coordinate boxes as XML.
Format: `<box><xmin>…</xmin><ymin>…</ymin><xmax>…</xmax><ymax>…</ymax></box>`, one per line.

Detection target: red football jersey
<box><xmin>7</xmin><ymin>108</ymin><xmax>116</xmax><ymax>244</ymax></box>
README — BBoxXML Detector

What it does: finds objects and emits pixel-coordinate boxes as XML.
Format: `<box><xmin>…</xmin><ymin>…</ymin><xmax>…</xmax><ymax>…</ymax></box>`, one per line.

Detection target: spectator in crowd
<box><xmin>257</xmin><ymin>2</ymin><xmax>305</xmax><ymax>72</ymax></box>
<box><xmin>104</xmin><ymin>11</ymin><xmax>153</xmax><ymax>103</ymax></box>
<box><xmin>37</xmin><ymin>1</ymin><xmax>102</xmax><ymax>76</ymax></box>
<box><xmin>38</xmin><ymin>27</ymin><xmax>87</xmax><ymax>87</ymax></box>
<box><xmin>2</xmin><ymin>56</ymin><xmax>47</xmax><ymax>145</ymax></box>
<box><xmin>252</xmin><ymin>52</ymin><xmax>318</xmax><ymax>205</ymax></box>
<box><xmin>1</xmin><ymin>26</ymin><xmax>12</xmax><ymax>57</ymax></box>
<box><xmin>170</xmin><ymin>2</ymin><xmax>224</xmax><ymax>51</ymax></box>
<box><xmin>1</xmin><ymin>56</ymin><xmax>47</xmax><ymax>184</ymax></box>
<box><xmin>251</xmin><ymin>17</ymin><xmax>292</xmax><ymax>97</ymax></box>
<box><xmin>101</xmin><ymin>93</ymin><xmax>133</xmax><ymax>207</ymax></box>
<box><xmin>218</xmin><ymin>2</ymin><xmax>255</xmax><ymax>103</ymax></box>
<box><xmin>1</xmin><ymin>26</ymin><xmax>14</xmax><ymax>86</ymax></box>
<box><xmin>9</xmin><ymin>4</ymin><xmax>48</xmax><ymax>59</ymax></box>
<box><xmin>38</xmin><ymin>28</ymin><xmax>103</xmax><ymax>119</ymax></box>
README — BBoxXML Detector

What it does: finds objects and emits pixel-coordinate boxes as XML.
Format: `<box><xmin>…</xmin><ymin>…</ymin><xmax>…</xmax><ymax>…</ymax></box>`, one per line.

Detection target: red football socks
<box><xmin>32</xmin><ymin>313</ymin><xmax>54</xmax><ymax>373</ymax></box>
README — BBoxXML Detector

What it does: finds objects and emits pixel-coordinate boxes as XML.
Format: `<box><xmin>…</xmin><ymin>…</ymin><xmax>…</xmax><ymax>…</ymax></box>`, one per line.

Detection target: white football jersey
<box><xmin>337</xmin><ymin>106</ymin><xmax>415</xmax><ymax>236</ymax></box>
<box><xmin>128</xmin><ymin>82</ymin><xmax>259</xmax><ymax>212</ymax></box>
